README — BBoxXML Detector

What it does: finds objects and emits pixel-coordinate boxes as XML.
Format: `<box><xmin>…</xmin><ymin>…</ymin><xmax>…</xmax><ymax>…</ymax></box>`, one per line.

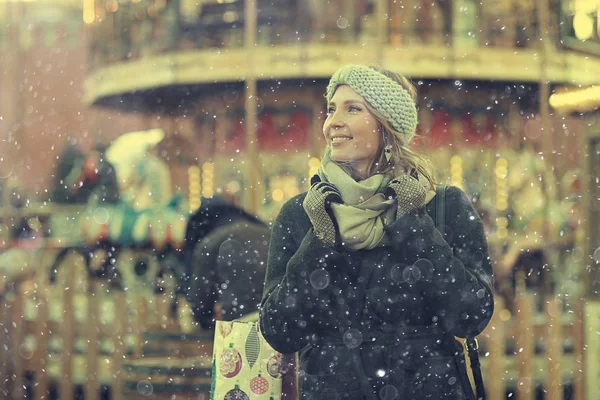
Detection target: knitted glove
<box><xmin>385</xmin><ymin>173</ymin><xmax>427</xmax><ymax>220</ymax></box>
<box><xmin>302</xmin><ymin>176</ymin><xmax>343</xmax><ymax>248</ymax></box>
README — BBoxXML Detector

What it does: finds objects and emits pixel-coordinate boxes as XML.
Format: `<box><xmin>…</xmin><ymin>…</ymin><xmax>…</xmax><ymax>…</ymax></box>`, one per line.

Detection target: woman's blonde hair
<box><xmin>328</xmin><ymin>66</ymin><xmax>437</xmax><ymax>187</ymax></box>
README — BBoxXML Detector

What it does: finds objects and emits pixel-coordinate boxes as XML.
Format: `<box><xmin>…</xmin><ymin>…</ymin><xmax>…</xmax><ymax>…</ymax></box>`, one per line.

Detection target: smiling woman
<box><xmin>324</xmin><ymin>86</ymin><xmax>381</xmax><ymax>180</ymax></box>
<box><xmin>323</xmin><ymin>65</ymin><xmax>435</xmax><ymax>185</ymax></box>
<box><xmin>259</xmin><ymin>64</ymin><xmax>494</xmax><ymax>399</ymax></box>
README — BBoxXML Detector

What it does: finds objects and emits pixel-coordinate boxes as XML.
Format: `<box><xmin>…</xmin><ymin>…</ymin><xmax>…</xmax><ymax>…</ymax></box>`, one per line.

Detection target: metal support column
<box><xmin>244</xmin><ymin>0</ymin><xmax>259</xmax><ymax>214</ymax></box>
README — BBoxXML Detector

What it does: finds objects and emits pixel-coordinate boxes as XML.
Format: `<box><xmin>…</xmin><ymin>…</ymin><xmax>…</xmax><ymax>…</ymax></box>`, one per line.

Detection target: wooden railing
<box><xmin>478</xmin><ymin>295</ymin><xmax>585</xmax><ymax>400</ymax></box>
<box><xmin>0</xmin><ymin>247</ymin><xmax>195</xmax><ymax>400</ymax></box>
<box><xmin>0</xmin><ymin>251</ymin><xmax>590</xmax><ymax>399</ymax></box>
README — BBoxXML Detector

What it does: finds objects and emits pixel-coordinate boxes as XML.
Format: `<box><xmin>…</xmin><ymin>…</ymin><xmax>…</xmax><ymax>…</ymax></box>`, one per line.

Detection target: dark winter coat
<box><xmin>259</xmin><ymin>186</ymin><xmax>494</xmax><ymax>399</ymax></box>
<box><xmin>183</xmin><ymin>198</ymin><xmax>270</xmax><ymax>328</ymax></box>
<box><xmin>187</xmin><ymin>220</ymin><xmax>270</xmax><ymax>329</ymax></box>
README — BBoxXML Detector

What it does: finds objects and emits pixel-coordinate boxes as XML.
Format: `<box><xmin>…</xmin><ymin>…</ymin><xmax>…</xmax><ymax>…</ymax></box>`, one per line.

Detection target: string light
<box><xmin>450</xmin><ymin>155</ymin><xmax>463</xmax><ymax>190</ymax></box>
<box><xmin>105</xmin><ymin>0</ymin><xmax>118</xmax><ymax>13</ymax></box>
<box><xmin>202</xmin><ymin>162</ymin><xmax>215</xmax><ymax>199</ymax></box>
<box><xmin>571</xmin><ymin>0</ymin><xmax>600</xmax><ymax>39</ymax></box>
<box><xmin>573</xmin><ymin>12</ymin><xmax>594</xmax><ymax>40</ymax></box>
<box><xmin>549</xmin><ymin>85</ymin><xmax>600</xmax><ymax>113</ymax></box>
<box><xmin>271</xmin><ymin>188</ymin><xmax>284</xmax><ymax>202</ymax></box>
<box><xmin>188</xmin><ymin>166</ymin><xmax>201</xmax><ymax>212</ymax></box>
<box><xmin>308</xmin><ymin>157</ymin><xmax>320</xmax><ymax>180</ymax></box>
<box><xmin>495</xmin><ymin>158</ymin><xmax>508</xmax><ymax>239</ymax></box>
<box><xmin>83</xmin><ymin>0</ymin><xmax>95</xmax><ymax>24</ymax></box>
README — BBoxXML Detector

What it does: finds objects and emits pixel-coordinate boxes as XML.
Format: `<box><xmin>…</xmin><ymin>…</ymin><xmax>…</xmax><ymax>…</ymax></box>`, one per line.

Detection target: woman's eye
<box><xmin>327</xmin><ymin>107</ymin><xmax>335</xmax><ymax>114</ymax></box>
<box><xmin>349</xmin><ymin>106</ymin><xmax>361</xmax><ymax>112</ymax></box>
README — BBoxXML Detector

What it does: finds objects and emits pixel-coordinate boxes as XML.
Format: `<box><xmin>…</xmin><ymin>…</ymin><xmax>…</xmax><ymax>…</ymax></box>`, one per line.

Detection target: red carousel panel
<box><xmin>426</xmin><ymin>109</ymin><xmax>453</xmax><ymax>147</ymax></box>
<box><xmin>461</xmin><ymin>113</ymin><xmax>498</xmax><ymax>146</ymax></box>
<box><xmin>220</xmin><ymin>116</ymin><xmax>246</xmax><ymax>153</ymax></box>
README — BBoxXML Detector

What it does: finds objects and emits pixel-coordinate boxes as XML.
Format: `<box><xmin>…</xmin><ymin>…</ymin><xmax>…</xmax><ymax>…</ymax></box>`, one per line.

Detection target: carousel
<box><xmin>1</xmin><ymin>0</ymin><xmax>600</xmax><ymax>399</ymax></box>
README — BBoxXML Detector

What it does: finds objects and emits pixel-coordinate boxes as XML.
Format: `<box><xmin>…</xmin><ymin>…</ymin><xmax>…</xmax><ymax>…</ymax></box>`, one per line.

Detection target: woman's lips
<box><xmin>331</xmin><ymin>136</ymin><xmax>352</xmax><ymax>146</ymax></box>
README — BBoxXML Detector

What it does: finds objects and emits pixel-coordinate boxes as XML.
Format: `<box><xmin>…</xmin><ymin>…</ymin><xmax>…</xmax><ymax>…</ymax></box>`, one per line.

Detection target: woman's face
<box><xmin>323</xmin><ymin>85</ymin><xmax>380</xmax><ymax>178</ymax></box>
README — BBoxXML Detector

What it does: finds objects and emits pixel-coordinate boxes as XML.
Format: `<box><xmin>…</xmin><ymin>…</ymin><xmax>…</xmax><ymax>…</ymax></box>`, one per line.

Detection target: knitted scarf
<box><xmin>318</xmin><ymin>151</ymin><xmax>435</xmax><ymax>251</ymax></box>
<box><xmin>317</xmin><ymin>151</ymin><xmax>394</xmax><ymax>250</ymax></box>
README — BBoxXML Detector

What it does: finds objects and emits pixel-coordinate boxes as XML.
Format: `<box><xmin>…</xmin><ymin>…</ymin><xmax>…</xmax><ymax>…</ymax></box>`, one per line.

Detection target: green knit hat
<box><xmin>326</xmin><ymin>65</ymin><xmax>418</xmax><ymax>143</ymax></box>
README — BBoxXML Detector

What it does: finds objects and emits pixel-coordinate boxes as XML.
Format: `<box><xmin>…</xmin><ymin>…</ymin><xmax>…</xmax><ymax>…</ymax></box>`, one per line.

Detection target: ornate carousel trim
<box><xmin>84</xmin><ymin>44</ymin><xmax>600</xmax><ymax>106</ymax></box>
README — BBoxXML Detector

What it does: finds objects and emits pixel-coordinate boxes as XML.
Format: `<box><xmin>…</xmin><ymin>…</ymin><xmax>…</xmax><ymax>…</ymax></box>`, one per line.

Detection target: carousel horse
<box><xmin>76</xmin><ymin>194</ymin><xmax>190</xmax><ymax>296</ymax></box>
<box><xmin>49</xmin><ymin>199</ymin><xmax>189</xmax><ymax>302</ymax></box>
<box><xmin>49</xmin><ymin>140</ymin><xmax>186</xmax><ymax>296</ymax></box>
<box><xmin>48</xmin><ymin>143</ymin><xmax>124</xmax><ymax>286</ymax></box>
<box><xmin>181</xmin><ymin>196</ymin><xmax>270</xmax><ymax>329</ymax></box>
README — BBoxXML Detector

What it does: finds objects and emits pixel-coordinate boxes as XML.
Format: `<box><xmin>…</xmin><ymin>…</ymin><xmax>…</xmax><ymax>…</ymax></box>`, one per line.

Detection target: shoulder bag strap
<box><xmin>434</xmin><ymin>185</ymin><xmax>445</xmax><ymax>235</ymax></box>
<box><xmin>466</xmin><ymin>337</ymin><xmax>486</xmax><ymax>400</ymax></box>
<box><xmin>435</xmin><ymin>185</ymin><xmax>486</xmax><ymax>400</ymax></box>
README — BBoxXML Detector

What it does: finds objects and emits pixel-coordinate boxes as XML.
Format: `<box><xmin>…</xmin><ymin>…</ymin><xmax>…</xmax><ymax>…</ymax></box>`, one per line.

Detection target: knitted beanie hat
<box><xmin>326</xmin><ymin>65</ymin><xmax>418</xmax><ymax>143</ymax></box>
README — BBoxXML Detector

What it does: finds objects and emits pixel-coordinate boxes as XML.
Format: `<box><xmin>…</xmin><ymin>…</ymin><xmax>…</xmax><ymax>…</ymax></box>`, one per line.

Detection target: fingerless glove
<box><xmin>385</xmin><ymin>174</ymin><xmax>427</xmax><ymax>220</ymax></box>
<box><xmin>302</xmin><ymin>176</ymin><xmax>343</xmax><ymax>248</ymax></box>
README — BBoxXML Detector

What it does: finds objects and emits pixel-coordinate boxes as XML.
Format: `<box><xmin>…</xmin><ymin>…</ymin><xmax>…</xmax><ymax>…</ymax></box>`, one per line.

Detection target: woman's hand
<box><xmin>385</xmin><ymin>174</ymin><xmax>427</xmax><ymax>220</ymax></box>
<box><xmin>302</xmin><ymin>177</ymin><xmax>343</xmax><ymax>248</ymax></box>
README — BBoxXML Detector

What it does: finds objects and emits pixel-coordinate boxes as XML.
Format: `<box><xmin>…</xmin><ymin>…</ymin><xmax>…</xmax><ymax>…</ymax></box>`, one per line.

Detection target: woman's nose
<box><xmin>328</xmin><ymin>111</ymin><xmax>345</xmax><ymax>128</ymax></box>
<box><xmin>323</xmin><ymin>119</ymin><xmax>343</xmax><ymax>136</ymax></box>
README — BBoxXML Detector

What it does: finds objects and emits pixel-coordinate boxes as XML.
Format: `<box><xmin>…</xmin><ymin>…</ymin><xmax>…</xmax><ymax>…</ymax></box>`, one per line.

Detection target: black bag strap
<box><xmin>435</xmin><ymin>185</ymin><xmax>486</xmax><ymax>400</ymax></box>
<box><xmin>466</xmin><ymin>338</ymin><xmax>486</xmax><ymax>400</ymax></box>
<box><xmin>434</xmin><ymin>185</ymin><xmax>445</xmax><ymax>236</ymax></box>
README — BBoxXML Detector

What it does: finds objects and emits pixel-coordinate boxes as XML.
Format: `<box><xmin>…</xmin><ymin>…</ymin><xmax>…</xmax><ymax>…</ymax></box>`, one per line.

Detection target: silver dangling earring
<box><xmin>384</xmin><ymin>145</ymin><xmax>392</xmax><ymax>163</ymax></box>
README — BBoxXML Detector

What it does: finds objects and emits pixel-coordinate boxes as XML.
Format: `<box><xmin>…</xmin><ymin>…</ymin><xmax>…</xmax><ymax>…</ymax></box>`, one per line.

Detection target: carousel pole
<box><xmin>244</xmin><ymin>0</ymin><xmax>259</xmax><ymax>215</ymax></box>
<box><xmin>537</xmin><ymin>1</ymin><xmax>562</xmax><ymax>398</ymax></box>
<box><xmin>537</xmin><ymin>0</ymin><xmax>556</xmax><ymax>280</ymax></box>
<box><xmin>537</xmin><ymin>0</ymin><xmax>555</xmax><ymax>186</ymax></box>
<box><xmin>536</xmin><ymin>0</ymin><xmax>553</xmax><ymax>253</ymax></box>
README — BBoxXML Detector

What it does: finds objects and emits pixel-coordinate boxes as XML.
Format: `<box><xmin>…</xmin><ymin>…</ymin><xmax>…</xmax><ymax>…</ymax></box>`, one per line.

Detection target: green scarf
<box><xmin>318</xmin><ymin>151</ymin><xmax>436</xmax><ymax>251</ymax></box>
<box><xmin>318</xmin><ymin>151</ymin><xmax>395</xmax><ymax>251</ymax></box>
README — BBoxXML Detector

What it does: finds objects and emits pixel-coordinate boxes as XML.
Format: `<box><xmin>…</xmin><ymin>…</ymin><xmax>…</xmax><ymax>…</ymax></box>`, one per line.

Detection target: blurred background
<box><xmin>1</xmin><ymin>1</ymin><xmax>599</xmax><ymax>399</ymax></box>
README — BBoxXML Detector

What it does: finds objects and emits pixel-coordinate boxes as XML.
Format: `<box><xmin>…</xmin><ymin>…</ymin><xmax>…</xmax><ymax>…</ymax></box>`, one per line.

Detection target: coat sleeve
<box><xmin>259</xmin><ymin>198</ymin><xmax>348</xmax><ymax>354</ymax></box>
<box><xmin>187</xmin><ymin>234</ymin><xmax>220</xmax><ymax>330</ymax></box>
<box><xmin>384</xmin><ymin>186</ymin><xmax>494</xmax><ymax>337</ymax></box>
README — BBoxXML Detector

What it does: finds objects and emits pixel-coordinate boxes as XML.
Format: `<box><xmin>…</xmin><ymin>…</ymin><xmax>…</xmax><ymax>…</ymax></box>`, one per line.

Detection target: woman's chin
<box><xmin>330</xmin><ymin>151</ymin><xmax>349</xmax><ymax>163</ymax></box>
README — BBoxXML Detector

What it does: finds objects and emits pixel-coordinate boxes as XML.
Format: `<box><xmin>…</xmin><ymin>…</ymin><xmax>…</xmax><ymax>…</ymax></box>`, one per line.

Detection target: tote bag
<box><xmin>210</xmin><ymin>318</ymin><xmax>284</xmax><ymax>400</ymax></box>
